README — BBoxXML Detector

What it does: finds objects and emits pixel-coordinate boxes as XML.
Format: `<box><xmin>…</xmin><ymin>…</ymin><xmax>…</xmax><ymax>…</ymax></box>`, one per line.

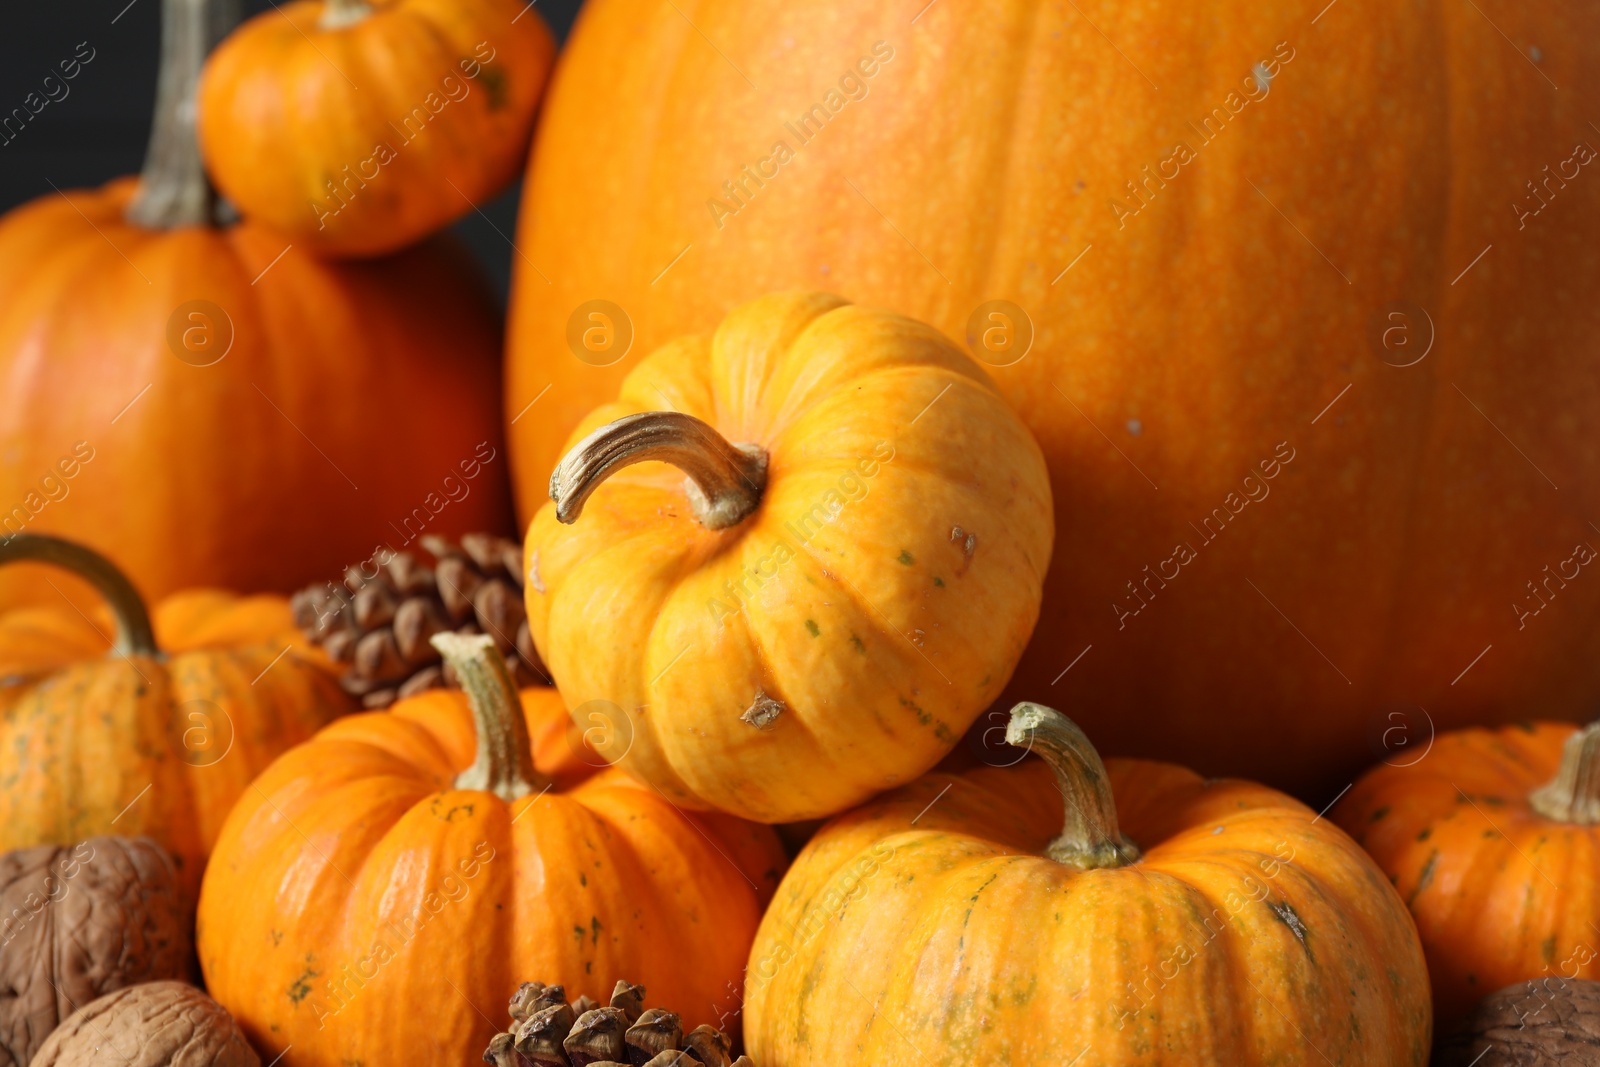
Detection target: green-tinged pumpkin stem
<box><xmin>0</xmin><ymin>534</ymin><xmax>159</xmax><ymax>658</ymax></box>
<box><xmin>549</xmin><ymin>412</ymin><xmax>768</xmax><ymax>531</ymax></box>
<box><xmin>1530</xmin><ymin>720</ymin><xmax>1600</xmax><ymax>823</ymax></box>
<box><xmin>318</xmin><ymin>0</ymin><xmax>374</xmax><ymax>29</ymax></box>
<box><xmin>430</xmin><ymin>633</ymin><xmax>549</xmax><ymax>800</ymax></box>
<box><xmin>126</xmin><ymin>0</ymin><xmax>240</xmax><ymax>229</ymax></box>
<box><xmin>1005</xmin><ymin>702</ymin><xmax>1140</xmax><ymax>869</ymax></box>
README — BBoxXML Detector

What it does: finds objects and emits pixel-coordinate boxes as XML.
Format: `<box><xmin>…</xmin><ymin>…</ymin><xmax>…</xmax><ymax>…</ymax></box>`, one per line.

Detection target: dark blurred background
<box><xmin>0</xmin><ymin>0</ymin><xmax>586</xmax><ymax>304</ymax></box>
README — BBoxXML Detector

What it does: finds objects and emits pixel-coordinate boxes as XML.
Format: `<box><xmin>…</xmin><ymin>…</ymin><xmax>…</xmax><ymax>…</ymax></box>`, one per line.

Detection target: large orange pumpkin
<box><xmin>745</xmin><ymin>702</ymin><xmax>1432</xmax><ymax>1065</ymax></box>
<box><xmin>523</xmin><ymin>292</ymin><xmax>1053</xmax><ymax>822</ymax></box>
<box><xmin>507</xmin><ymin>0</ymin><xmax>1600</xmax><ymax>797</ymax></box>
<box><xmin>0</xmin><ymin>535</ymin><xmax>351</xmax><ymax>896</ymax></box>
<box><xmin>0</xmin><ymin>0</ymin><xmax>509</xmax><ymax>613</ymax></box>
<box><xmin>198</xmin><ymin>634</ymin><xmax>785</xmax><ymax>1067</ymax></box>
<box><xmin>1334</xmin><ymin>719</ymin><xmax>1600</xmax><ymax>1028</ymax></box>
<box><xmin>198</xmin><ymin>0</ymin><xmax>555</xmax><ymax>258</ymax></box>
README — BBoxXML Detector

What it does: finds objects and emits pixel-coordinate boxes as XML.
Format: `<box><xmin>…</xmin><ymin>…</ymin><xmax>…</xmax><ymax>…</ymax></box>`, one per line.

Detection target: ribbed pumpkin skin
<box><xmin>0</xmin><ymin>645</ymin><xmax>349</xmax><ymax>896</ymax></box>
<box><xmin>746</xmin><ymin>758</ymin><xmax>1430</xmax><ymax>1066</ymax></box>
<box><xmin>507</xmin><ymin>0</ymin><xmax>1600</xmax><ymax>798</ymax></box>
<box><xmin>198</xmin><ymin>0</ymin><xmax>555</xmax><ymax>257</ymax></box>
<box><xmin>0</xmin><ymin>177</ymin><xmax>509</xmax><ymax>610</ymax></box>
<box><xmin>1333</xmin><ymin>722</ymin><xmax>1599</xmax><ymax>1028</ymax></box>
<box><xmin>523</xmin><ymin>293</ymin><xmax>1052</xmax><ymax>822</ymax></box>
<box><xmin>198</xmin><ymin>689</ymin><xmax>786</xmax><ymax>1067</ymax></box>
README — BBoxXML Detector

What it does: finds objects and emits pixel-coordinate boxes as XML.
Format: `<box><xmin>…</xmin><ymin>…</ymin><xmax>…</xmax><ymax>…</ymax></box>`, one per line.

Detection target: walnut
<box><xmin>0</xmin><ymin>836</ymin><xmax>190</xmax><ymax>1067</ymax></box>
<box><xmin>1435</xmin><ymin>976</ymin><xmax>1600</xmax><ymax>1066</ymax></box>
<box><xmin>30</xmin><ymin>981</ymin><xmax>258</xmax><ymax>1066</ymax></box>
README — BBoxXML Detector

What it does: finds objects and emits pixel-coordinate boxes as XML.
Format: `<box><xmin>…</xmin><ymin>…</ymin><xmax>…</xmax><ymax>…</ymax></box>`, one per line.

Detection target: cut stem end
<box><xmin>1531</xmin><ymin>720</ymin><xmax>1600</xmax><ymax>824</ymax></box>
<box><xmin>431</xmin><ymin>632</ymin><xmax>549</xmax><ymax>801</ymax></box>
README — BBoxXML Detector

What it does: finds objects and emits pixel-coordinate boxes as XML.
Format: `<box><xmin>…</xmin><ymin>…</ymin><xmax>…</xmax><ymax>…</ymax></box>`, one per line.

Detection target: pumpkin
<box><xmin>197</xmin><ymin>0</ymin><xmax>555</xmax><ymax>258</ymax></box>
<box><xmin>506</xmin><ymin>0</ymin><xmax>1600</xmax><ymax>798</ymax></box>
<box><xmin>0</xmin><ymin>837</ymin><xmax>190</xmax><ymax>1067</ymax></box>
<box><xmin>31</xmin><ymin>982</ymin><xmax>259</xmax><ymax>1067</ymax></box>
<box><xmin>198</xmin><ymin>633</ymin><xmax>785</xmax><ymax>1067</ymax></box>
<box><xmin>0</xmin><ymin>535</ymin><xmax>351</xmax><ymax>895</ymax></box>
<box><xmin>744</xmin><ymin>702</ymin><xmax>1431</xmax><ymax>1065</ymax></box>
<box><xmin>522</xmin><ymin>292</ymin><xmax>1052</xmax><ymax>823</ymax></box>
<box><xmin>1</xmin><ymin>587</ymin><xmax>310</xmax><ymax>683</ymax></box>
<box><xmin>1332</xmin><ymin>719</ymin><xmax>1600</xmax><ymax>1028</ymax></box>
<box><xmin>0</xmin><ymin>0</ymin><xmax>509</xmax><ymax>614</ymax></box>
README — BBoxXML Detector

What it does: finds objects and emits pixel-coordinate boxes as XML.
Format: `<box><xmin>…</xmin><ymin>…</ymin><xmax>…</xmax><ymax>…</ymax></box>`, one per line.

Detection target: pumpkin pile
<box><xmin>5</xmin><ymin>0</ymin><xmax>1597</xmax><ymax>1062</ymax></box>
<box><xmin>197</xmin><ymin>633</ymin><xmax>784</xmax><ymax>1065</ymax></box>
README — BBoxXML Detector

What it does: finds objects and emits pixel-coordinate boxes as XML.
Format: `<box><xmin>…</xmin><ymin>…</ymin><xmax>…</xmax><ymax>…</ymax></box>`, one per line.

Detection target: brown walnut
<box><xmin>1435</xmin><ymin>977</ymin><xmax>1600</xmax><ymax>1066</ymax></box>
<box><xmin>30</xmin><ymin>981</ymin><xmax>258</xmax><ymax>1066</ymax></box>
<box><xmin>0</xmin><ymin>836</ymin><xmax>190</xmax><ymax>1067</ymax></box>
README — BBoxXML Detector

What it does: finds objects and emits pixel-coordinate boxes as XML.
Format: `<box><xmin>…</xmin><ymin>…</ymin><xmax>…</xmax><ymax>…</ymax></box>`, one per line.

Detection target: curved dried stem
<box><xmin>0</xmin><ymin>534</ymin><xmax>158</xmax><ymax>658</ymax></box>
<box><xmin>1006</xmin><ymin>702</ymin><xmax>1140</xmax><ymax>869</ymax></box>
<box><xmin>549</xmin><ymin>412</ymin><xmax>767</xmax><ymax>531</ymax></box>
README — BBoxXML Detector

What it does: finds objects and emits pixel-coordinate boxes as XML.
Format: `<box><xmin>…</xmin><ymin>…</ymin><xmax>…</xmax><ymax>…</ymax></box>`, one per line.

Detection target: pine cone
<box><xmin>484</xmin><ymin>980</ymin><xmax>755</xmax><ymax>1067</ymax></box>
<box><xmin>291</xmin><ymin>532</ymin><xmax>548</xmax><ymax>708</ymax></box>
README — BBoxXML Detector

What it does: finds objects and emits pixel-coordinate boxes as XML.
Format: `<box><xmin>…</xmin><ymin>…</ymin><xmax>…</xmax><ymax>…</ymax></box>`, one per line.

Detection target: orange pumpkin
<box><xmin>0</xmin><ymin>586</ymin><xmax>314</xmax><ymax>683</ymax></box>
<box><xmin>523</xmin><ymin>292</ymin><xmax>1052</xmax><ymax>823</ymax></box>
<box><xmin>198</xmin><ymin>0</ymin><xmax>555</xmax><ymax>258</ymax></box>
<box><xmin>1334</xmin><ymin>719</ymin><xmax>1600</xmax><ymax>1028</ymax></box>
<box><xmin>0</xmin><ymin>0</ymin><xmax>509</xmax><ymax>613</ymax></box>
<box><xmin>745</xmin><ymin>702</ymin><xmax>1432</xmax><ymax>1065</ymax></box>
<box><xmin>507</xmin><ymin>0</ymin><xmax>1600</xmax><ymax>798</ymax></box>
<box><xmin>0</xmin><ymin>535</ymin><xmax>351</xmax><ymax>896</ymax></box>
<box><xmin>198</xmin><ymin>633</ymin><xmax>785</xmax><ymax>1066</ymax></box>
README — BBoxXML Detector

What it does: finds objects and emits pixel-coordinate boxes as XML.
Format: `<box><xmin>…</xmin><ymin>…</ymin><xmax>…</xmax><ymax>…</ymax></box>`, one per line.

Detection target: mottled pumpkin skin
<box><xmin>0</xmin><ymin>589</ymin><xmax>313</xmax><ymax>681</ymax></box>
<box><xmin>0</xmin><ymin>644</ymin><xmax>349</xmax><ymax>897</ymax></box>
<box><xmin>1334</xmin><ymin>722</ymin><xmax>1600</xmax><ymax>1028</ymax></box>
<box><xmin>507</xmin><ymin>0</ymin><xmax>1600</xmax><ymax>799</ymax></box>
<box><xmin>746</xmin><ymin>758</ymin><xmax>1431</xmax><ymax>1066</ymax></box>
<box><xmin>523</xmin><ymin>293</ymin><xmax>1053</xmax><ymax>823</ymax></box>
<box><xmin>199</xmin><ymin>0</ymin><xmax>555</xmax><ymax>257</ymax></box>
<box><xmin>0</xmin><ymin>177</ymin><xmax>510</xmax><ymax>611</ymax></box>
<box><xmin>198</xmin><ymin>689</ymin><xmax>786</xmax><ymax>1067</ymax></box>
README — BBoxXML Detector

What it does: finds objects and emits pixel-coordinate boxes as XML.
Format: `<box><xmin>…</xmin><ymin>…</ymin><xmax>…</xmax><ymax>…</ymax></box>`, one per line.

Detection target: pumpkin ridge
<box><xmin>748</xmin><ymin>534</ymin><xmax>949</xmax><ymax>756</ymax></box>
<box><xmin>711</xmin><ymin>293</ymin><xmax>851</xmax><ymax>435</ymax></box>
<box><xmin>317</xmin><ymin>709</ymin><xmax>462</xmax><ymax>778</ymax></box>
<box><xmin>859</xmin><ymin>853</ymin><xmax>1048</xmax><ymax>1063</ymax></box>
<box><xmin>642</xmin><ymin>568</ymin><xmax>804</xmax><ymax>805</ymax></box>
<box><xmin>790</xmin><ymin>838</ymin><xmax>1023</xmax><ymax>1064</ymax></box>
<box><xmin>763</xmin><ymin>364</ymin><xmax>1006</xmax><ymax>467</ymax></box>
<box><xmin>759</xmin><ymin>315</ymin><xmax>1000</xmax><ymax>438</ymax></box>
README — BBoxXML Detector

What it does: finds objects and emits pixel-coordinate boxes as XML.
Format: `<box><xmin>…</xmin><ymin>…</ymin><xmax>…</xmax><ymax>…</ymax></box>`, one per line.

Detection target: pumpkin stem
<box><xmin>1530</xmin><ymin>721</ymin><xmax>1600</xmax><ymax>823</ymax></box>
<box><xmin>1005</xmin><ymin>702</ymin><xmax>1140</xmax><ymax>869</ymax></box>
<box><xmin>125</xmin><ymin>0</ymin><xmax>240</xmax><ymax>229</ymax></box>
<box><xmin>549</xmin><ymin>412</ymin><xmax>768</xmax><ymax>531</ymax></box>
<box><xmin>430</xmin><ymin>633</ymin><xmax>550</xmax><ymax>801</ymax></box>
<box><xmin>0</xmin><ymin>534</ymin><xmax>159</xmax><ymax>658</ymax></box>
<box><xmin>319</xmin><ymin>0</ymin><xmax>374</xmax><ymax>30</ymax></box>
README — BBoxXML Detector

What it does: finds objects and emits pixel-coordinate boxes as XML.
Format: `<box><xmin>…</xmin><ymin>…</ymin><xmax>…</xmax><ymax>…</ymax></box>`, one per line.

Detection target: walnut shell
<box><xmin>0</xmin><ymin>836</ymin><xmax>190</xmax><ymax>1067</ymax></box>
<box><xmin>30</xmin><ymin>982</ymin><xmax>258</xmax><ymax>1067</ymax></box>
<box><xmin>1435</xmin><ymin>976</ymin><xmax>1600</xmax><ymax>1066</ymax></box>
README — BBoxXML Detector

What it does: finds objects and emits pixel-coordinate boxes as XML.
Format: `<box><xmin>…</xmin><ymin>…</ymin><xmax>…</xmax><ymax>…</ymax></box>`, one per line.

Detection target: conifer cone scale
<box><xmin>291</xmin><ymin>532</ymin><xmax>547</xmax><ymax>707</ymax></box>
<box><xmin>485</xmin><ymin>980</ymin><xmax>754</xmax><ymax>1067</ymax></box>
